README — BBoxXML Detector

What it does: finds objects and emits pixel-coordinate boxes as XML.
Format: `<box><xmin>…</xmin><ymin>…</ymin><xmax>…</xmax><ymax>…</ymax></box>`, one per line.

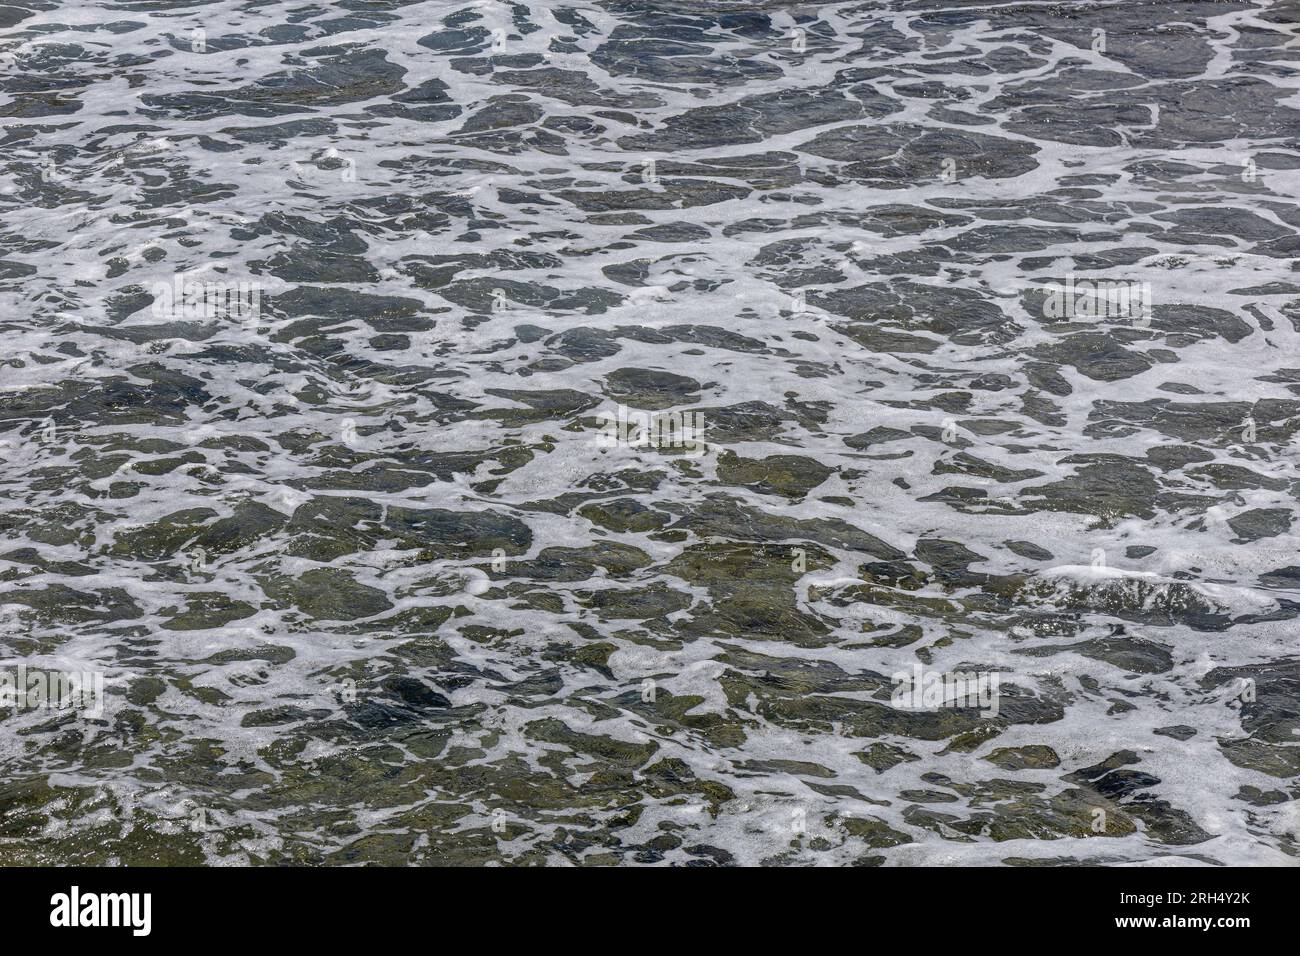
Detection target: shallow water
<box><xmin>1</xmin><ymin>0</ymin><xmax>1299</xmax><ymax>865</ymax></box>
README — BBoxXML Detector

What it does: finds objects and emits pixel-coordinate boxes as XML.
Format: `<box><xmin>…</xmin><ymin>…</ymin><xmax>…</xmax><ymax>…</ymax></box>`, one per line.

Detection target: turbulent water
<box><xmin>1</xmin><ymin>0</ymin><xmax>1299</xmax><ymax>866</ymax></box>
